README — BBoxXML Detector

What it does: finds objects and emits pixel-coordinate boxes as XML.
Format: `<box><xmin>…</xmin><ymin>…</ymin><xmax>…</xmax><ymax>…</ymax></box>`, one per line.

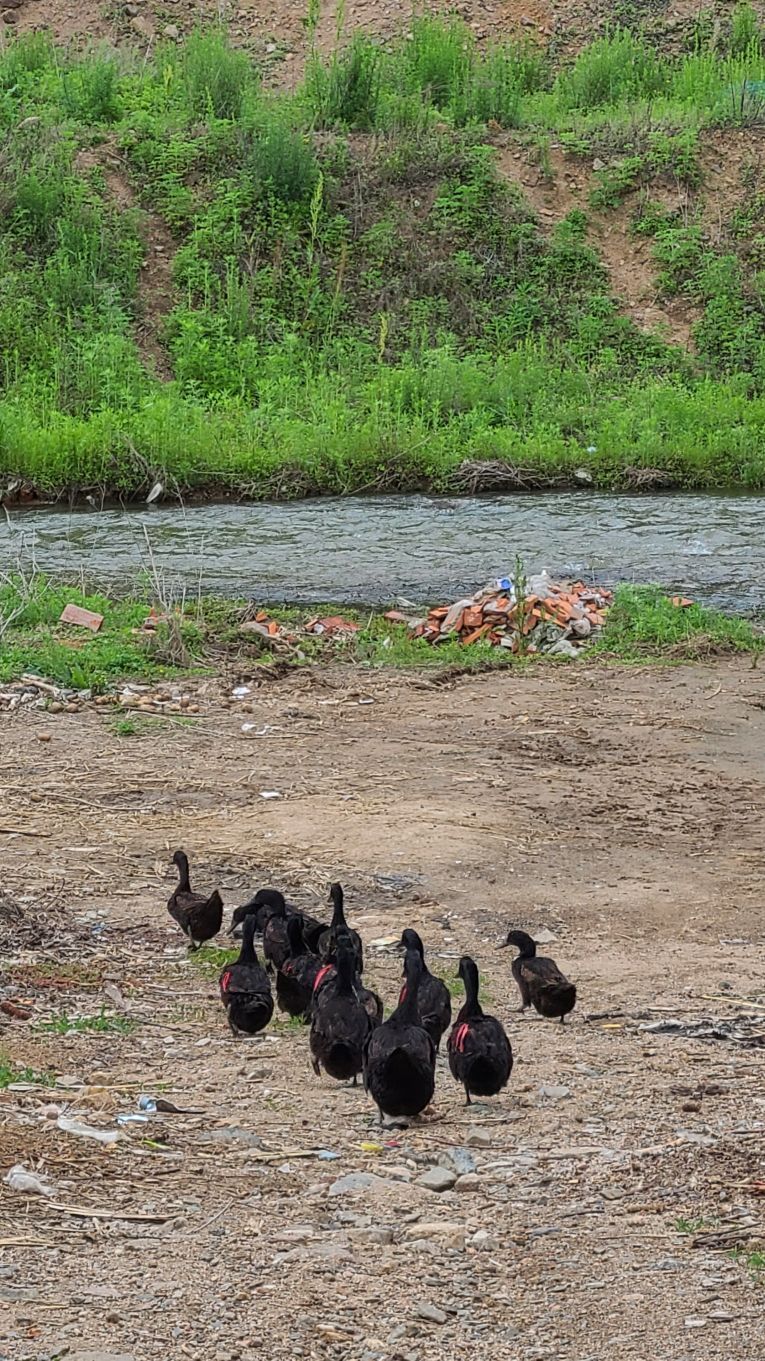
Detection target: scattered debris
<box><xmin>59</xmin><ymin>603</ymin><xmax>104</xmax><ymax>633</ymax></box>
<box><xmin>640</xmin><ymin>1016</ymin><xmax>765</xmax><ymax>1047</ymax></box>
<box><xmin>305</xmin><ymin>615</ymin><xmax>360</xmax><ymax>638</ymax></box>
<box><xmin>4</xmin><ymin>1164</ymin><xmax>56</xmax><ymax>1197</ymax></box>
<box><xmin>56</xmin><ymin>1115</ymin><xmax>123</xmax><ymax>1144</ymax></box>
<box><xmin>410</xmin><ymin>576</ymin><xmax>612</xmax><ymax>652</ymax></box>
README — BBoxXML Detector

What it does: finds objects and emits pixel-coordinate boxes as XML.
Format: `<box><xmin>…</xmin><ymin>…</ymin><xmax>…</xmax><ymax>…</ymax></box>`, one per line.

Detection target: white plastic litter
<box><xmin>4</xmin><ymin>1163</ymin><xmax>56</xmax><ymax>1196</ymax></box>
<box><xmin>56</xmin><ymin>1114</ymin><xmax>121</xmax><ymax>1144</ymax></box>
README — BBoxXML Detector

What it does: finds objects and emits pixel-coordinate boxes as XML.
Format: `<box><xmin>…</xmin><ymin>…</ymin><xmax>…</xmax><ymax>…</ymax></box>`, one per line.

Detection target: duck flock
<box><xmin>168</xmin><ymin>850</ymin><xmax>577</xmax><ymax>1124</ymax></box>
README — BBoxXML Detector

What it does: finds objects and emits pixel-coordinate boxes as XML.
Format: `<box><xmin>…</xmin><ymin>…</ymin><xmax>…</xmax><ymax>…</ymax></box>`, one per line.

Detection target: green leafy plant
<box><xmin>36</xmin><ymin>1009</ymin><xmax>136</xmax><ymax>1035</ymax></box>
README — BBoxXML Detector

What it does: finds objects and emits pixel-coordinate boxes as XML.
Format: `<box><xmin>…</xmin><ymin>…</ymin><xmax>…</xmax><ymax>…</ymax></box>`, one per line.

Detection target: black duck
<box><xmin>299</xmin><ymin>910</ymin><xmax>330</xmax><ymax>953</ymax></box>
<box><xmin>276</xmin><ymin>915</ymin><xmax>323</xmax><ymax>1020</ymax></box>
<box><xmin>167</xmin><ymin>850</ymin><xmax>223</xmax><ymax>949</ymax></box>
<box><xmin>447</xmin><ymin>956</ymin><xmax>512</xmax><ymax>1105</ymax></box>
<box><xmin>363</xmin><ymin>947</ymin><xmax>435</xmax><ymax>1123</ymax></box>
<box><xmin>310</xmin><ymin>934</ymin><xmax>377</xmax><ymax>1083</ymax></box>
<box><xmin>228</xmin><ymin>888</ymin><xmax>288</xmax><ymax>936</ymax></box>
<box><xmin>317</xmin><ymin>883</ymin><xmax>364</xmax><ymax>973</ymax></box>
<box><xmin>398</xmin><ymin>928</ymin><xmax>451</xmax><ymax>1049</ymax></box>
<box><xmin>313</xmin><ymin>929</ymin><xmax>383</xmax><ymax>1025</ymax></box>
<box><xmin>261</xmin><ymin>891</ymin><xmax>291</xmax><ymax>973</ymax></box>
<box><xmin>500</xmin><ymin>929</ymin><xmax>577</xmax><ymax>1022</ymax></box>
<box><xmin>219</xmin><ymin>915</ymin><xmax>274</xmax><ymax>1036</ymax></box>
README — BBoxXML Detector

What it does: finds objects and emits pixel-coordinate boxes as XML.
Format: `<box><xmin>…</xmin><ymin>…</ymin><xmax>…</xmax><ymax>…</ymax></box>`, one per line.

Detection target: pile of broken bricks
<box><xmin>389</xmin><ymin>575</ymin><xmax>614</xmax><ymax>656</ymax></box>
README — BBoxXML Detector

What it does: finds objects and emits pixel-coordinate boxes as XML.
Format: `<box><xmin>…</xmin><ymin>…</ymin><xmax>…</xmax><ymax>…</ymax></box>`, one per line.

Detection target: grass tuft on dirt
<box><xmin>0</xmin><ymin>1056</ymin><xmax>56</xmax><ymax>1088</ymax></box>
<box><xmin>594</xmin><ymin>586</ymin><xmax>764</xmax><ymax>660</ymax></box>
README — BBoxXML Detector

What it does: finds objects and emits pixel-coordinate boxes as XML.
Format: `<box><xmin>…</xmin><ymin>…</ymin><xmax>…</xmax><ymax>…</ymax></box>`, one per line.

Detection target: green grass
<box><xmin>0</xmin><ymin>26</ymin><xmax>763</xmax><ymax>495</ymax></box>
<box><xmin>595</xmin><ymin>587</ymin><xmax>764</xmax><ymax>660</ymax></box>
<box><xmin>34</xmin><ymin>1009</ymin><xmax>136</xmax><ymax>1035</ymax></box>
<box><xmin>730</xmin><ymin>1247</ymin><xmax>765</xmax><ymax>1276</ymax></box>
<box><xmin>187</xmin><ymin>944</ymin><xmax>239</xmax><ymax>977</ymax></box>
<box><xmin>675</xmin><ymin>1215</ymin><xmax>711</xmax><ymax>1234</ymax></box>
<box><xmin>0</xmin><ymin>574</ymin><xmax>206</xmax><ymax>692</ymax></box>
<box><xmin>0</xmin><ymin>575</ymin><xmax>761</xmax><ymax>695</ymax></box>
<box><xmin>441</xmin><ymin>964</ymin><xmax>494</xmax><ymax>1004</ymax></box>
<box><xmin>0</xmin><ymin>1056</ymin><xmax>56</xmax><ymax>1088</ymax></box>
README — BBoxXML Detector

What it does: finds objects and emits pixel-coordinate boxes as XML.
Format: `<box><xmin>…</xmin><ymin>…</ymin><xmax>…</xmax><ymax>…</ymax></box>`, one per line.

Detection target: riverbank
<box><xmin>2</xmin><ymin>656</ymin><xmax>764</xmax><ymax>1361</ymax></box>
<box><xmin>3</xmin><ymin>372</ymin><xmax>765</xmax><ymax>502</ymax></box>
<box><xmin>1</xmin><ymin>26</ymin><xmax>765</xmax><ymax>500</ymax></box>
<box><xmin>0</xmin><ymin>574</ymin><xmax>761</xmax><ymax>698</ymax></box>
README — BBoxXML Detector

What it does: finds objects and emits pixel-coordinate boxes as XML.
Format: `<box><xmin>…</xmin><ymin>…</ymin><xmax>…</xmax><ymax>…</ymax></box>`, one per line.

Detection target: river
<box><xmin>2</xmin><ymin>492</ymin><xmax>763</xmax><ymax>611</ymax></box>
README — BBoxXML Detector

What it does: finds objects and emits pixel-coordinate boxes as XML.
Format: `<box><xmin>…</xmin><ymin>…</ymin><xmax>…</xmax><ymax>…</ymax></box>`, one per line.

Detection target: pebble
<box><xmin>163</xmin><ymin>24</ymin><xmax>180</xmax><ymax>39</ymax></box>
<box><xmin>538</xmin><ymin>1084</ymin><xmax>571</xmax><ymax>1101</ymax></box>
<box><xmin>416</xmin><ymin>1167</ymin><xmax>456</xmax><ymax>1192</ymax></box>
<box><xmin>455</xmin><ymin>1173</ymin><xmax>481</xmax><ymax>1193</ymax></box>
<box><xmin>439</xmin><ymin>1146</ymin><xmax>477</xmax><ymax>1176</ymax></box>
<box><xmin>348</xmin><ymin>1226</ymin><xmax>394</xmax><ymax>1245</ymax></box>
<box><xmin>388</xmin><ymin>1323</ymin><xmax>417</xmax><ymax>1342</ymax></box>
<box><xmin>465</xmin><ymin>1127</ymin><xmax>492</xmax><ymax>1148</ymax></box>
<box><xmin>684</xmin><ymin>1316</ymin><xmax>708</xmax><ymax>1329</ymax></box>
<box><xmin>67</xmin><ymin>1353</ymin><xmax>135</xmax><ymax>1361</ymax></box>
<box><xmin>329</xmin><ymin>1172</ymin><xmax>396</xmax><ymax>1196</ymax></box>
<box><xmin>415</xmin><ymin>1303</ymin><xmax>448</xmax><ymax>1325</ymax></box>
<box><xmin>403</xmin><ymin>1222</ymin><xmax>464</xmax><ymax>1242</ymax></box>
<box><xmin>471</xmin><ymin>1229</ymin><xmax>498</xmax><ymax>1251</ymax></box>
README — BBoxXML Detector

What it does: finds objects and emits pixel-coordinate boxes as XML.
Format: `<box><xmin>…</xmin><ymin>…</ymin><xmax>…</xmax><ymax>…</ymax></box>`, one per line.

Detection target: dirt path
<box><xmin>1</xmin><ymin>658</ymin><xmax>764</xmax><ymax>1360</ymax></box>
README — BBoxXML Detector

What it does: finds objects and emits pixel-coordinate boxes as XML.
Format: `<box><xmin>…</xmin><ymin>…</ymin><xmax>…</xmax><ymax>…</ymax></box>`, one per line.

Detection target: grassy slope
<box><xmin>0</xmin><ymin>20</ymin><xmax>764</xmax><ymax>497</ymax></box>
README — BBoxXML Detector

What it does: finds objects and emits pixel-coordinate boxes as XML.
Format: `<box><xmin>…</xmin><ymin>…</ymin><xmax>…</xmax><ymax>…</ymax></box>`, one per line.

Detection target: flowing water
<box><xmin>2</xmin><ymin>492</ymin><xmax>764</xmax><ymax>611</ymax></box>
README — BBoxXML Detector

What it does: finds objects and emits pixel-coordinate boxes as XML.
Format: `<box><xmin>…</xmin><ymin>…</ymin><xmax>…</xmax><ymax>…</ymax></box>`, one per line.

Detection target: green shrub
<box><xmin>557</xmin><ymin>30</ymin><xmax>668</xmax><ymax>109</ymax></box>
<box><xmin>177</xmin><ymin>29</ymin><xmax>255</xmax><ymax>120</ymax></box>
<box><xmin>306</xmin><ymin>34</ymin><xmax>381</xmax><ymax>129</ymax></box>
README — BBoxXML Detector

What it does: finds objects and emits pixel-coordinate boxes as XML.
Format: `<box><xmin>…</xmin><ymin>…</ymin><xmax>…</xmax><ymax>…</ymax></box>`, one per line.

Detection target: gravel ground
<box><xmin>1</xmin><ymin>658</ymin><xmax>764</xmax><ymax>1361</ymax></box>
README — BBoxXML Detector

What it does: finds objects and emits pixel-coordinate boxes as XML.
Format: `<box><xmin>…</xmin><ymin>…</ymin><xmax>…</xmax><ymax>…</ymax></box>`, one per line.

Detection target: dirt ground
<box><xmin>1</xmin><ymin>657</ymin><xmax>764</xmax><ymax>1361</ymax></box>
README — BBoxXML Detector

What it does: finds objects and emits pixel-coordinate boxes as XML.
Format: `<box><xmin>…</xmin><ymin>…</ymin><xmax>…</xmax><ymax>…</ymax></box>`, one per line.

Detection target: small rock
<box><xmin>684</xmin><ymin>1317</ymin><xmax>707</xmax><ymax>1329</ymax></box>
<box><xmin>403</xmin><ymin>1222</ymin><xmax>464</xmax><ymax>1242</ymax></box>
<box><xmin>68</xmin><ymin>1353</ymin><xmax>135</xmax><ymax>1361</ymax></box>
<box><xmin>455</xmin><ymin>1173</ymin><xmax>481</xmax><ymax>1193</ymax></box>
<box><xmin>36</xmin><ymin>733</ymin><xmax>52</xmax><ymax>742</ymax></box>
<box><xmin>163</xmin><ymin>22</ymin><xmax>180</xmax><ymax>38</ymax></box>
<box><xmin>415</xmin><ymin>1303</ymin><xmax>447</xmax><ymax>1325</ymax></box>
<box><xmin>708</xmin><ymin>1312</ymin><xmax>735</xmax><ymax>1323</ymax></box>
<box><xmin>592</xmin><ymin>158</ymin><xmax>605</xmax><ymax>171</ymax></box>
<box><xmin>465</xmin><ymin>1127</ymin><xmax>492</xmax><ymax>1148</ymax></box>
<box><xmin>546</xmin><ymin>637</ymin><xmax>582</xmax><ymax>659</ymax></box>
<box><xmin>329</xmin><ymin>1172</ymin><xmax>392</xmax><ymax>1196</ymax></box>
<box><xmin>348</xmin><ymin>1226</ymin><xmax>394</xmax><ymax>1245</ymax></box>
<box><xmin>416</xmin><ymin>1167</ymin><xmax>456</xmax><ymax>1193</ymax></box>
<box><xmin>538</xmin><ymin>1084</ymin><xmax>571</xmax><ymax>1101</ymax></box>
<box><xmin>439</xmin><ymin>1146</ymin><xmax>477</xmax><ymax>1176</ymax></box>
<box><xmin>471</xmin><ymin>1229</ymin><xmax>498</xmax><ymax>1251</ymax></box>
